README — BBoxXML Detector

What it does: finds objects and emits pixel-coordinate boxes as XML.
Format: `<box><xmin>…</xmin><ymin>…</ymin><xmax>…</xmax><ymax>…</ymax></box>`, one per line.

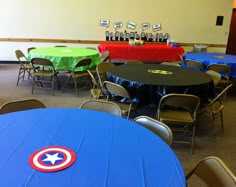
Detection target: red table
<box><xmin>98</xmin><ymin>42</ymin><xmax>185</xmax><ymax>62</ymax></box>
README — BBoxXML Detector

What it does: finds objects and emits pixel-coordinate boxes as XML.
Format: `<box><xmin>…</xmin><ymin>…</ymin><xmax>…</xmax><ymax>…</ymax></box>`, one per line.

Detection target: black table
<box><xmin>108</xmin><ymin>64</ymin><xmax>213</xmax><ymax>105</ymax></box>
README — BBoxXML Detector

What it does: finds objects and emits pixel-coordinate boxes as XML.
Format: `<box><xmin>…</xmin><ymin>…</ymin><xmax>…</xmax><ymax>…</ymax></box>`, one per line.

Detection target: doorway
<box><xmin>226</xmin><ymin>9</ymin><xmax>236</xmax><ymax>54</ymax></box>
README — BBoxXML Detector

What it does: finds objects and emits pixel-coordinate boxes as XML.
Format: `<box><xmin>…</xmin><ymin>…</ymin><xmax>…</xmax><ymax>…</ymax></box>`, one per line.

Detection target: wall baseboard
<box><xmin>0</xmin><ymin>38</ymin><xmax>227</xmax><ymax>48</ymax></box>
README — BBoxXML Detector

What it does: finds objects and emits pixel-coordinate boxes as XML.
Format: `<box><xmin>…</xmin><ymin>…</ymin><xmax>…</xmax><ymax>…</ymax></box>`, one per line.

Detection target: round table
<box><xmin>0</xmin><ymin>108</ymin><xmax>186</xmax><ymax>187</ymax></box>
<box><xmin>109</xmin><ymin>64</ymin><xmax>211</xmax><ymax>86</ymax></box>
<box><xmin>28</xmin><ymin>47</ymin><xmax>101</xmax><ymax>71</ymax></box>
<box><xmin>184</xmin><ymin>52</ymin><xmax>236</xmax><ymax>79</ymax></box>
<box><xmin>108</xmin><ymin>64</ymin><xmax>213</xmax><ymax>105</ymax></box>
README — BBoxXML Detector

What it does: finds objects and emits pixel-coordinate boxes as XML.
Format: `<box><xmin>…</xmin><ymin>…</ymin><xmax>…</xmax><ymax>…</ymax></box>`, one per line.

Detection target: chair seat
<box><xmin>34</xmin><ymin>70</ymin><xmax>57</xmax><ymax>77</ymax></box>
<box><xmin>159</xmin><ymin>110</ymin><xmax>194</xmax><ymax>125</ymax></box>
<box><xmin>65</xmin><ymin>71</ymin><xmax>89</xmax><ymax>78</ymax></box>
<box><xmin>113</xmin><ymin>101</ymin><xmax>135</xmax><ymax>116</ymax></box>
<box><xmin>210</xmin><ymin>102</ymin><xmax>224</xmax><ymax>114</ymax></box>
<box><xmin>90</xmin><ymin>88</ymin><xmax>102</xmax><ymax>99</ymax></box>
<box><xmin>22</xmin><ymin>64</ymin><xmax>34</xmax><ymax>69</ymax></box>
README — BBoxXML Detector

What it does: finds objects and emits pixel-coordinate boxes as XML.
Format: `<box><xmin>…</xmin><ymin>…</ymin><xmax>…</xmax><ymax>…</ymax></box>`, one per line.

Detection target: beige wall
<box><xmin>0</xmin><ymin>0</ymin><xmax>234</xmax><ymax>60</ymax></box>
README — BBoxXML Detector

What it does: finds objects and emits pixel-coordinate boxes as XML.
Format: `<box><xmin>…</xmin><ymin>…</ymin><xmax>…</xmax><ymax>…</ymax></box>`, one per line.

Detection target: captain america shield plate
<box><xmin>29</xmin><ymin>146</ymin><xmax>76</xmax><ymax>172</ymax></box>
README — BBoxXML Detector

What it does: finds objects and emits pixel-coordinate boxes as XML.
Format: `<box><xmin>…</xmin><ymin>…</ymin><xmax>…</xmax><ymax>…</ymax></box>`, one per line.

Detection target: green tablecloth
<box><xmin>28</xmin><ymin>47</ymin><xmax>101</xmax><ymax>71</ymax></box>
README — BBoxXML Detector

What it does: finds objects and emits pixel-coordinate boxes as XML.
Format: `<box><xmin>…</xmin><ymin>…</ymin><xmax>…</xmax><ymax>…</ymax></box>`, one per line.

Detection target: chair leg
<box><xmin>22</xmin><ymin>69</ymin><xmax>26</xmax><ymax>81</ymax></box>
<box><xmin>56</xmin><ymin>75</ymin><xmax>61</xmax><ymax>90</ymax></box>
<box><xmin>16</xmin><ymin>70</ymin><xmax>22</xmax><ymax>86</ymax></box>
<box><xmin>16</xmin><ymin>68</ymin><xmax>24</xmax><ymax>86</ymax></box>
<box><xmin>32</xmin><ymin>76</ymin><xmax>35</xmax><ymax>94</ymax></box>
<box><xmin>51</xmin><ymin>76</ymin><xmax>55</xmax><ymax>96</ymax></box>
<box><xmin>220</xmin><ymin>111</ymin><xmax>224</xmax><ymax>132</ymax></box>
<box><xmin>190</xmin><ymin>125</ymin><xmax>196</xmax><ymax>154</ymax></box>
<box><xmin>73</xmin><ymin>77</ymin><xmax>78</xmax><ymax>96</ymax></box>
<box><xmin>61</xmin><ymin>76</ymin><xmax>71</xmax><ymax>93</ymax></box>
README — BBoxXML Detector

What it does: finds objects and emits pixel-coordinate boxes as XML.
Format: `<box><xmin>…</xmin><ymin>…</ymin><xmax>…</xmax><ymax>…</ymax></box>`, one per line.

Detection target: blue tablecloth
<box><xmin>0</xmin><ymin>108</ymin><xmax>186</xmax><ymax>187</ymax></box>
<box><xmin>184</xmin><ymin>52</ymin><xmax>236</xmax><ymax>79</ymax></box>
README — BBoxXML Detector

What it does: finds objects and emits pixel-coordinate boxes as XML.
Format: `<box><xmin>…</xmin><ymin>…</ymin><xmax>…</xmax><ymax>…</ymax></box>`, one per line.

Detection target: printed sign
<box><xmin>153</xmin><ymin>24</ymin><xmax>162</xmax><ymax>32</ymax></box>
<box><xmin>100</xmin><ymin>19</ymin><xmax>110</xmax><ymax>28</ymax></box>
<box><xmin>113</xmin><ymin>22</ymin><xmax>123</xmax><ymax>30</ymax></box>
<box><xmin>141</xmin><ymin>23</ymin><xmax>150</xmax><ymax>31</ymax></box>
<box><xmin>127</xmin><ymin>21</ymin><xmax>136</xmax><ymax>30</ymax></box>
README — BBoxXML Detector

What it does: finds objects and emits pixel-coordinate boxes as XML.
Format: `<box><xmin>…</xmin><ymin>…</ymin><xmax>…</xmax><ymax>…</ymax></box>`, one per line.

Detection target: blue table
<box><xmin>184</xmin><ymin>52</ymin><xmax>236</xmax><ymax>79</ymax></box>
<box><xmin>0</xmin><ymin>108</ymin><xmax>186</xmax><ymax>187</ymax></box>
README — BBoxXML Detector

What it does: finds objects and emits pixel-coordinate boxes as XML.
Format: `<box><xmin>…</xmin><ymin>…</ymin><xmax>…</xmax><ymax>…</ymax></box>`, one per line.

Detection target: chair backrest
<box><xmin>54</xmin><ymin>45</ymin><xmax>67</xmax><ymax>47</ymax></box>
<box><xmin>80</xmin><ymin>100</ymin><xmax>122</xmax><ymax>116</ymax></box>
<box><xmin>0</xmin><ymin>99</ymin><xmax>46</xmax><ymax>114</ymax></box>
<box><xmin>27</xmin><ymin>47</ymin><xmax>36</xmax><ymax>54</ymax></box>
<box><xmin>185</xmin><ymin>60</ymin><xmax>204</xmax><ymax>70</ymax></box>
<box><xmin>186</xmin><ymin>156</ymin><xmax>236</xmax><ymax>187</ymax></box>
<box><xmin>73</xmin><ymin>58</ymin><xmax>92</xmax><ymax>72</ymax></box>
<box><xmin>124</xmin><ymin>60</ymin><xmax>144</xmax><ymax>65</ymax></box>
<box><xmin>157</xmin><ymin>93</ymin><xmax>200</xmax><ymax>120</ymax></box>
<box><xmin>208</xmin><ymin>83</ymin><xmax>233</xmax><ymax>107</ymax></box>
<box><xmin>87</xmin><ymin>69</ymin><xmax>100</xmax><ymax>88</ymax></box>
<box><xmin>100</xmin><ymin>50</ymin><xmax>110</xmax><ymax>62</ymax></box>
<box><xmin>15</xmin><ymin>50</ymin><xmax>27</xmax><ymax>62</ymax></box>
<box><xmin>206</xmin><ymin>70</ymin><xmax>221</xmax><ymax>86</ymax></box>
<box><xmin>96</xmin><ymin>62</ymin><xmax>115</xmax><ymax>87</ymax></box>
<box><xmin>178</xmin><ymin>54</ymin><xmax>185</xmax><ymax>63</ymax></box>
<box><xmin>86</xmin><ymin>47</ymin><xmax>97</xmax><ymax>50</ymax></box>
<box><xmin>133</xmin><ymin>115</ymin><xmax>173</xmax><ymax>145</ymax></box>
<box><xmin>161</xmin><ymin>62</ymin><xmax>181</xmax><ymax>67</ymax></box>
<box><xmin>207</xmin><ymin>64</ymin><xmax>231</xmax><ymax>75</ymax></box>
<box><xmin>31</xmin><ymin>58</ymin><xmax>55</xmax><ymax>71</ymax></box>
<box><xmin>103</xmin><ymin>81</ymin><xmax>131</xmax><ymax>102</ymax></box>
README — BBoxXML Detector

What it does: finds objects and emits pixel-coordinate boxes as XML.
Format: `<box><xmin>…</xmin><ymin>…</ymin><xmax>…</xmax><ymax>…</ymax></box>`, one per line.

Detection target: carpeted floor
<box><xmin>1</xmin><ymin>63</ymin><xmax>236</xmax><ymax>186</ymax></box>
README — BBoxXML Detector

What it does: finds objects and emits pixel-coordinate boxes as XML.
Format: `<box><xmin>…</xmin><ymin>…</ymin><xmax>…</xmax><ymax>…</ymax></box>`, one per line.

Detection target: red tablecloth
<box><xmin>98</xmin><ymin>42</ymin><xmax>185</xmax><ymax>62</ymax></box>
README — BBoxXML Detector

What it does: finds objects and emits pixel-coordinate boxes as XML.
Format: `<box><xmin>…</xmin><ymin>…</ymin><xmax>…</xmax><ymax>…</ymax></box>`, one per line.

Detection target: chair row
<box><xmin>184</xmin><ymin>60</ymin><xmax>232</xmax><ymax>88</ymax></box>
<box><xmin>15</xmin><ymin>49</ymin><xmax>111</xmax><ymax>96</ymax></box>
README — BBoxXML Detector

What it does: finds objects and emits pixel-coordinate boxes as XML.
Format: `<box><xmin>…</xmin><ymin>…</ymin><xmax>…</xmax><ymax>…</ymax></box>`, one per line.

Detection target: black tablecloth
<box><xmin>108</xmin><ymin>64</ymin><xmax>214</xmax><ymax>105</ymax></box>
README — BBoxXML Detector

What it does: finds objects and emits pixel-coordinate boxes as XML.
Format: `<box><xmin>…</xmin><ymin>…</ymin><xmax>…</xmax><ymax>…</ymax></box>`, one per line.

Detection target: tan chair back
<box><xmin>206</xmin><ymin>70</ymin><xmax>221</xmax><ymax>86</ymax></box>
<box><xmin>103</xmin><ymin>81</ymin><xmax>133</xmax><ymax>118</ymax></box>
<box><xmin>96</xmin><ymin>62</ymin><xmax>115</xmax><ymax>88</ymax></box>
<box><xmin>0</xmin><ymin>99</ymin><xmax>46</xmax><ymax>114</ymax></box>
<box><xmin>161</xmin><ymin>62</ymin><xmax>180</xmax><ymax>66</ymax></box>
<box><xmin>157</xmin><ymin>93</ymin><xmax>200</xmax><ymax>119</ymax></box>
<box><xmin>100</xmin><ymin>50</ymin><xmax>110</xmax><ymax>62</ymax></box>
<box><xmin>186</xmin><ymin>156</ymin><xmax>236</xmax><ymax>187</ymax></box>
<box><xmin>27</xmin><ymin>47</ymin><xmax>36</xmax><ymax>54</ymax></box>
<box><xmin>207</xmin><ymin>64</ymin><xmax>231</xmax><ymax>75</ymax></box>
<box><xmin>73</xmin><ymin>58</ymin><xmax>92</xmax><ymax>71</ymax></box>
<box><xmin>15</xmin><ymin>50</ymin><xmax>27</xmax><ymax>62</ymax></box>
<box><xmin>124</xmin><ymin>60</ymin><xmax>143</xmax><ymax>65</ymax></box>
<box><xmin>80</xmin><ymin>100</ymin><xmax>122</xmax><ymax>117</ymax></box>
<box><xmin>185</xmin><ymin>60</ymin><xmax>204</xmax><ymax>70</ymax></box>
<box><xmin>133</xmin><ymin>116</ymin><xmax>173</xmax><ymax>145</ymax></box>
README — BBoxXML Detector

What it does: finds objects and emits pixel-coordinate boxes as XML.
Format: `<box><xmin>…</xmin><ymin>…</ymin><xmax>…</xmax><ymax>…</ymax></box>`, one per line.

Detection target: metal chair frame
<box><xmin>15</xmin><ymin>50</ymin><xmax>34</xmax><ymax>86</ymax></box>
